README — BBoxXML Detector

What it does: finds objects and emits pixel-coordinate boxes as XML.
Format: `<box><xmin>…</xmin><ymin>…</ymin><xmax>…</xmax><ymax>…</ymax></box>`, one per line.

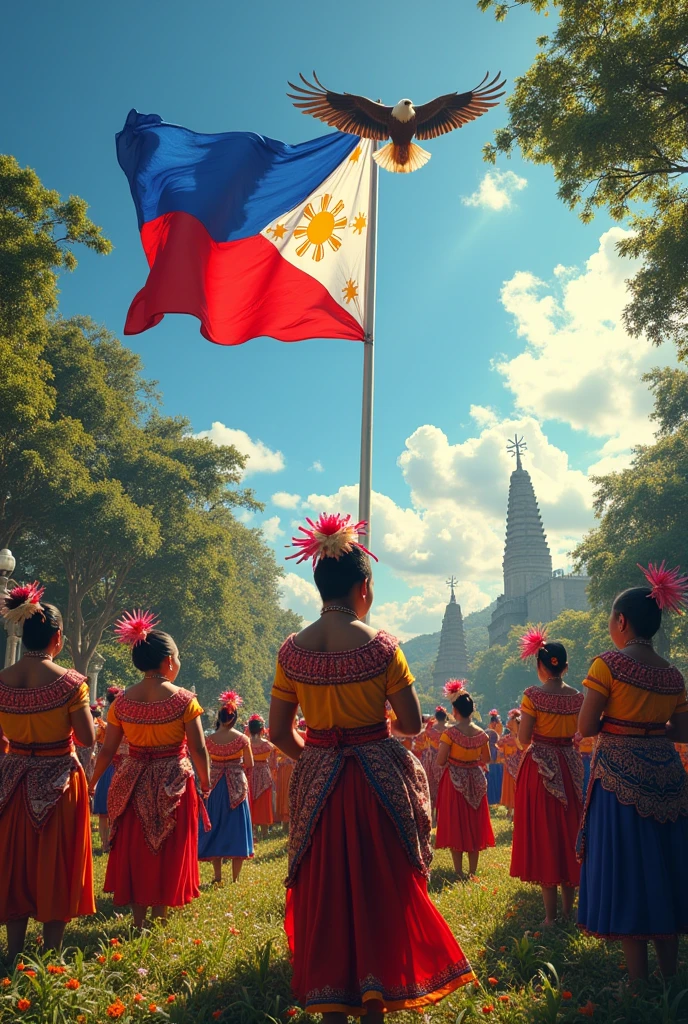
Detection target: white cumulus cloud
<box><xmin>271</xmin><ymin>491</ymin><xmax>302</xmax><ymax>509</ymax></box>
<box><xmin>309</xmin><ymin>460</ymin><xmax>324</xmax><ymax>472</ymax></box>
<box><xmin>279</xmin><ymin>572</ymin><xmax>321</xmax><ymax>624</ymax></box>
<box><xmin>196</xmin><ymin>423</ymin><xmax>285</xmax><ymax>477</ymax></box>
<box><xmin>462</xmin><ymin>169</ymin><xmax>528</xmax><ymax>211</ymax></box>
<box><xmin>260</xmin><ymin>516</ymin><xmax>284</xmax><ymax>542</ymax></box>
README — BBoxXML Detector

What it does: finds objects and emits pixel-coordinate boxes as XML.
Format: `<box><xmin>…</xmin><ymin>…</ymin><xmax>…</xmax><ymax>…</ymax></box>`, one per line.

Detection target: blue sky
<box><xmin>2</xmin><ymin>0</ymin><xmax>670</xmax><ymax>638</ymax></box>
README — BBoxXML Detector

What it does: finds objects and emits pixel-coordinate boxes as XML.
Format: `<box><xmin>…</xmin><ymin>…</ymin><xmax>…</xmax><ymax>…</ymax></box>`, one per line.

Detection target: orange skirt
<box><xmin>500</xmin><ymin>769</ymin><xmax>516</xmax><ymax>810</ymax></box>
<box><xmin>251</xmin><ymin>787</ymin><xmax>274</xmax><ymax>826</ymax></box>
<box><xmin>276</xmin><ymin>763</ymin><xmax>293</xmax><ymax>823</ymax></box>
<box><xmin>0</xmin><ymin>768</ymin><xmax>95</xmax><ymax>923</ymax></box>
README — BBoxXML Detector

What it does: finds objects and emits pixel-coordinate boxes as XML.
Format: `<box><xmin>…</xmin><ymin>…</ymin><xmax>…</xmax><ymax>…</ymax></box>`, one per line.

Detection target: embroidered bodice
<box><xmin>584</xmin><ymin>653</ymin><xmax>688</xmax><ymax>729</ymax></box>
<box><xmin>440</xmin><ymin>726</ymin><xmax>490</xmax><ymax>764</ymax></box>
<box><xmin>0</xmin><ymin>670</ymin><xmax>89</xmax><ymax>745</ymax></box>
<box><xmin>108</xmin><ymin>688</ymin><xmax>203</xmax><ymax>747</ymax></box>
<box><xmin>521</xmin><ymin>686</ymin><xmax>584</xmax><ymax>738</ymax></box>
<box><xmin>250</xmin><ymin>737</ymin><xmax>273</xmax><ymax>762</ymax></box>
<box><xmin>207</xmin><ymin>733</ymin><xmax>248</xmax><ymax>762</ymax></box>
<box><xmin>272</xmin><ymin>630</ymin><xmax>414</xmax><ymax>730</ymax></box>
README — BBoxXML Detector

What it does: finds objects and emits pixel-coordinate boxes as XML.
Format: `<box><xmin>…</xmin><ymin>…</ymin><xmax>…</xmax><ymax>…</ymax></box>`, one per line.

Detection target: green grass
<box><xmin>2</xmin><ymin>813</ymin><xmax>688</xmax><ymax>1022</ymax></box>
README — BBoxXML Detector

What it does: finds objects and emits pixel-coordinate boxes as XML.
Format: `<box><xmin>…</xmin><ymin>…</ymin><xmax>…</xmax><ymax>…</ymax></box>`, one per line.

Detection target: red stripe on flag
<box><xmin>124</xmin><ymin>212</ymin><xmax>365</xmax><ymax>346</ymax></box>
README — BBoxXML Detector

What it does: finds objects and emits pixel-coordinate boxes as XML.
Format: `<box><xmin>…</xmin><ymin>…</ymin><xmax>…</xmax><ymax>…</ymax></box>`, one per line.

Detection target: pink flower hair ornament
<box><xmin>287</xmin><ymin>513</ymin><xmax>377</xmax><ymax>567</ymax></box>
<box><xmin>443</xmin><ymin>680</ymin><xmax>469</xmax><ymax>699</ymax></box>
<box><xmin>507</xmin><ymin>708</ymin><xmax>520</xmax><ymax>720</ymax></box>
<box><xmin>519</xmin><ymin>625</ymin><xmax>548</xmax><ymax>661</ymax></box>
<box><xmin>248</xmin><ymin>713</ymin><xmax>264</xmax><ymax>724</ymax></box>
<box><xmin>639</xmin><ymin>561</ymin><xmax>688</xmax><ymax>614</ymax></box>
<box><xmin>1</xmin><ymin>582</ymin><xmax>46</xmax><ymax>625</ymax></box>
<box><xmin>114</xmin><ymin>609</ymin><xmax>159</xmax><ymax>647</ymax></box>
<box><xmin>489</xmin><ymin>709</ymin><xmax>500</xmax><ymax>718</ymax></box>
<box><xmin>219</xmin><ymin>690</ymin><xmax>244</xmax><ymax>714</ymax></box>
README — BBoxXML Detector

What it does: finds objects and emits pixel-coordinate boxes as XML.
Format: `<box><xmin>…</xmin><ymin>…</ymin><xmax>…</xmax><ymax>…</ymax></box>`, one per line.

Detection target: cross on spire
<box><xmin>507</xmin><ymin>435</ymin><xmax>527</xmax><ymax>471</ymax></box>
<box><xmin>446</xmin><ymin>575</ymin><xmax>458</xmax><ymax>603</ymax></box>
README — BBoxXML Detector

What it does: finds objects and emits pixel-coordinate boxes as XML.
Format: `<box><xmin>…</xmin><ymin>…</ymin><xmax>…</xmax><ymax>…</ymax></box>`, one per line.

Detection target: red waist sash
<box><xmin>127</xmin><ymin>741</ymin><xmax>187</xmax><ymax>760</ymax></box>
<box><xmin>8</xmin><ymin>738</ymin><xmax>74</xmax><ymax>757</ymax></box>
<box><xmin>532</xmin><ymin>732</ymin><xmax>574</xmax><ymax>747</ymax></box>
<box><xmin>305</xmin><ymin>721</ymin><xmax>391</xmax><ymax>749</ymax></box>
<box><xmin>601</xmin><ymin>716</ymin><xmax>667</xmax><ymax>737</ymax></box>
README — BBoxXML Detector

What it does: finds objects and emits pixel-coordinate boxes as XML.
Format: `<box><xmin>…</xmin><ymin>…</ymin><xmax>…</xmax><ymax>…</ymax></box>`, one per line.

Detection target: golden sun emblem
<box><xmin>294</xmin><ymin>195</ymin><xmax>347</xmax><ymax>262</ymax></box>
<box><xmin>351</xmin><ymin>212</ymin><xmax>367</xmax><ymax>235</ymax></box>
<box><xmin>342</xmin><ymin>279</ymin><xmax>358</xmax><ymax>304</ymax></box>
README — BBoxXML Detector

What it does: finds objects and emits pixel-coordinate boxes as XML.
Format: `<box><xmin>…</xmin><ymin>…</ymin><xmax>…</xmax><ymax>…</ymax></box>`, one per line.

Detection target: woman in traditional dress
<box><xmin>486</xmin><ymin>712</ymin><xmax>504</xmax><ymax>807</ymax></box>
<box><xmin>577</xmin><ymin>564</ymin><xmax>688</xmax><ymax>981</ymax></box>
<box><xmin>275</xmin><ymin>739</ymin><xmax>296</xmax><ymax>826</ymax></box>
<box><xmin>498</xmin><ymin>708</ymin><xmax>522</xmax><ymax>820</ymax></box>
<box><xmin>198</xmin><ymin>689</ymin><xmax>254</xmax><ymax>883</ymax></box>
<box><xmin>89</xmin><ymin>610</ymin><xmax>210</xmax><ymax>928</ymax></box>
<box><xmin>92</xmin><ymin>686</ymin><xmax>125</xmax><ymax>853</ymax></box>
<box><xmin>422</xmin><ymin>707</ymin><xmax>446</xmax><ymax>810</ymax></box>
<box><xmin>0</xmin><ymin>583</ymin><xmax>95</xmax><ymax>958</ymax></box>
<box><xmin>269</xmin><ymin>514</ymin><xmax>475</xmax><ymax>1020</ymax></box>
<box><xmin>510</xmin><ymin>630</ymin><xmax>583</xmax><ymax>926</ymax></box>
<box><xmin>248</xmin><ymin>714</ymin><xmax>274</xmax><ymax>838</ymax></box>
<box><xmin>435</xmin><ymin>683</ymin><xmax>494</xmax><ymax>878</ymax></box>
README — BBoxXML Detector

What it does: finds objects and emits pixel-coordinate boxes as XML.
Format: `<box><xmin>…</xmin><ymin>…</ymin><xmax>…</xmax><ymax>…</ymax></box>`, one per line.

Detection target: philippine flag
<box><xmin>116</xmin><ymin>110</ymin><xmax>373</xmax><ymax>347</ymax></box>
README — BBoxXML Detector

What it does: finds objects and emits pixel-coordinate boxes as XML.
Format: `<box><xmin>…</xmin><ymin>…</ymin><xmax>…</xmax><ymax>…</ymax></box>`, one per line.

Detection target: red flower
<box><xmin>167</xmin><ymin>995</ymin><xmax>176</xmax><ymax>1003</ymax></box>
<box><xmin>488</xmin><ymin>977</ymin><xmax>499</xmax><ymax>986</ymax></box>
<box><xmin>1</xmin><ymin>979</ymin><xmax>10</xmax><ymax>987</ymax></box>
<box><xmin>193</xmin><ymin>938</ymin><xmax>203</xmax><ymax>946</ymax></box>
<box><xmin>212</xmin><ymin>1013</ymin><xmax>222</xmax><ymax>1020</ymax></box>
<box><xmin>286</xmin><ymin>1012</ymin><xmax>298</xmax><ymax>1019</ymax></box>
<box><xmin>579</xmin><ymin>1002</ymin><xmax>596</xmax><ymax>1017</ymax></box>
<box><xmin>97</xmin><ymin>955</ymin><xmax>106</xmax><ymax>964</ymax></box>
<box><xmin>148</xmin><ymin>1005</ymin><xmax>158</xmax><ymax>1013</ymax></box>
<box><xmin>65</xmin><ymin>978</ymin><xmax>80</xmax><ymax>990</ymax></box>
<box><xmin>563</xmin><ymin>991</ymin><xmax>573</xmax><ymax>1000</ymax></box>
<box><xmin>533</xmin><ymin>931</ymin><xmax>541</xmax><ymax>939</ymax></box>
<box><xmin>482</xmin><ymin>1006</ymin><xmax>494</xmax><ymax>1015</ymax></box>
<box><xmin>24</xmin><ymin>970</ymin><xmax>36</xmax><ymax>978</ymax></box>
<box><xmin>107</xmin><ymin>999</ymin><xmax>127</xmax><ymax>1019</ymax></box>
<box><xmin>111</xmin><ymin>952</ymin><xmax>122</xmax><ymax>962</ymax></box>
<box><xmin>498</xmin><ymin>995</ymin><xmax>509</xmax><ymax>1003</ymax></box>
<box><xmin>133</xmin><ymin>994</ymin><xmax>144</xmax><ymax>1003</ymax></box>
<box><xmin>47</xmin><ymin>965</ymin><xmax>66</xmax><ymax>975</ymax></box>
<box><xmin>16</xmin><ymin>964</ymin><xmax>25</xmax><ymax>971</ymax></box>
<box><xmin>109</xmin><ymin>937</ymin><xmax>121</xmax><ymax>946</ymax></box>
<box><xmin>17</xmin><ymin>998</ymin><xmax>31</xmax><ymax>1011</ymax></box>
<box><xmin>499</xmin><ymin>945</ymin><xmax>507</xmax><ymax>952</ymax></box>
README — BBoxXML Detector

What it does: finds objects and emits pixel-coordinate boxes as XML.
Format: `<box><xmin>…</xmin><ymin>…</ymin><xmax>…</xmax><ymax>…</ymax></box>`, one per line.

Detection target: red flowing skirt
<box><xmin>285</xmin><ymin>758</ymin><xmax>474</xmax><ymax>1016</ymax></box>
<box><xmin>435</xmin><ymin>771</ymin><xmax>495</xmax><ymax>853</ymax></box>
<box><xmin>104</xmin><ymin>782</ymin><xmax>200</xmax><ymax>907</ymax></box>
<box><xmin>250</xmin><ymin>788</ymin><xmax>274</xmax><ymax>826</ymax></box>
<box><xmin>0</xmin><ymin>768</ymin><xmax>95</xmax><ymax>923</ymax></box>
<box><xmin>510</xmin><ymin>749</ymin><xmax>581</xmax><ymax>887</ymax></box>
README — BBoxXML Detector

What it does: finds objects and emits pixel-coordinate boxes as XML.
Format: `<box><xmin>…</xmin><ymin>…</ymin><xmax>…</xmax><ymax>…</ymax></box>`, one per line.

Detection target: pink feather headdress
<box><xmin>489</xmin><ymin>709</ymin><xmax>500</xmax><ymax>718</ymax></box>
<box><xmin>519</xmin><ymin>625</ymin><xmax>548</xmax><ymax>660</ymax></box>
<box><xmin>1</xmin><ymin>582</ymin><xmax>46</xmax><ymax>625</ymax></box>
<box><xmin>219</xmin><ymin>689</ymin><xmax>244</xmax><ymax>714</ymax></box>
<box><xmin>106</xmin><ymin>686</ymin><xmax>123</xmax><ymax>698</ymax></box>
<box><xmin>507</xmin><ymin>708</ymin><xmax>520</xmax><ymax>720</ymax></box>
<box><xmin>639</xmin><ymin>561</ymin><xmax>688</xmax><ymax>614</ymax></box>
<box><xmin>114</xmin><ymin>609</ymin><xmax>159</xmax><ymax>647</ymax></box>
<box><xmin>248</xmin><ymin>713</ymin><xmax>264</xmax><ymax>724</ymax></box>
<box><xmin>287</xmin><ymin>513</ymin><xmax>378</xmax><ymax>566</ymax></box>
<box><xmin>443</xmin><ymin>680</ymin><xmax>468</xmax><ymax>699</ymax></box>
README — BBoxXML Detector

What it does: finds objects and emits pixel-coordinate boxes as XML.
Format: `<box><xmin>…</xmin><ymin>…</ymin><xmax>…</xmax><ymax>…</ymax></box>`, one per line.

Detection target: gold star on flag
<box><xmin>270</xmin><ymin>223</ymin><xmax>287</xmax><ymax>240</ymax></box>
<box><xmin>342</xmin><ymin>279</ymin><xmax>358</xmax><ymax>304</ymax></box>
<box><xmin>349</xmin><ymin>146</ymin><xmax>362</xmax><ymax>163</ymax></box>
<box><xmin>351</xmin><ymin>213</ymin><xmax>367</xmax><ymax>235</ymax></box>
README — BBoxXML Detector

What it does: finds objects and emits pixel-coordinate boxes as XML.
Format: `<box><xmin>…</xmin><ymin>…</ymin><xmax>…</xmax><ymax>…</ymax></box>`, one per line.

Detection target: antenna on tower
<box><xmin>506</xmin><ymin>435</ymin><xmax>527</xmax><ymax>471</ymax></box>
<box><xmin>446</xmin><ymin>575</ymin><xmax>458</xmax><ymax>602</ymax></box>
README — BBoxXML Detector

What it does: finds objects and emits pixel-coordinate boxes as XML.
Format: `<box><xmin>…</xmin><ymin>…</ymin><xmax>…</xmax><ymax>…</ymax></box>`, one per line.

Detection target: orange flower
<box><xmin>48</xmin><ymin>965</ymin><xmax>66</xmax><ymax>975</ymax></box>
<box><xmin>488</xmin><ymin>977</ymin><xmax>498</xmax><ymax>986</ymax></box>
<box><xmin>481</xmin><ymin>1006</ymin><xmax>494</xmax><ymax>1015</ymax></box>
<box><xmin>167</xmin><ymin>994</ymin><xmax>176</xmax><ymax>1003</ymax></box>
<box><xmin>16</xmin><ymin>964</ymin><xmax>25</xmax><ymax>971</ymax></box>
<box><xmin>97</xmin><ymin>955</ymin><xmax>106</xmax><ymax>964</ymax></box>
<box><xmin>17</xmin><ymin>998</ymin><xmax>31</xmax><ymax>1011</ymax></box>
<box><xmin>109</xmin><ymin>938</ymin><xmax>121</xmax><ymax>946</ymax></box>
<box><xmin>111</xmin><ymin>952</ymin><xmax>123</xmax><ymax>962</ymax></box>
<box><xmin>24</xmin><ymin>970</ymin><xmax>36</xmax><ymax>978</ymax></box>
<box><xmin>1</xmin><ymin>978</ymin><xmax>10</xmax><ymax>987</ymax></box>
<box><xmin>134</xmin><ymin>993</ymin><xmax>144</xmax><ymax>1003</ymax></box>
<box><xmin>197</xmin><ymin>966</ymin><xmax>205</xmax><ymax>974</ymax></box>
<box><xmin>149</xmin><ymin>1004</ymin><xmax>158</xmax><ymax>1013</ymax></box>
<box><xmin>77</xmin><ymin>1017</ymin><xmax>87</xmax><ymax>1023</ymax></box>
<box><xmin>286</xmin><ymin>1011</ymin><xmax>298</xmax><ymax>1019</ymax></box>
<box><xmin>533</xmin><ymin>931</ymin><xmax>541</xmax><ymax>939</ymax></box>
<box><xmin>563</xmin><ymin>991</ymin><xmax>573</xmax><ymax>1000</ymax></box>
<box><xmin>193</xmin><ymin>939</ymin><xmax>202</xmax><ymax>946</ymax></box>
<box><xmin>506</xmin><ymin>911</ymin><xmax>515</xmax><ymax>918</ymax></box>
<box><xmin>106</xmin><ymin>998</ymin><xmax>127</xmax><ymax>1018</ymax></box>
<box><xmin>499</xmin><ymin>946</ymin><xmax>506</xmax><ymax>952</ymax></box>
<box><xmin>65</xmin><ymin>978</ymin><xmax>80</xmax><ymax>990</ymax></box>
<box><xmin>498</xmin><ymin>995</ymin><xmax>509</xmax><ymax>1003</ymax></box>
<box><xmin>579</xmin><ymin>1001</ymin><xmax>596</xmax><ymax>1017</ymax></box>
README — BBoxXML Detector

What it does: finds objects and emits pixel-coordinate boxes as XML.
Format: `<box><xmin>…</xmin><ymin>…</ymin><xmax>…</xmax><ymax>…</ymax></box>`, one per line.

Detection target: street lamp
<box><xmin>0</xmin><ymin>549</ymin><xmax>21</xmax><ymax>668</ymax></box>
<box><xmin>89</xmin><ymin>651</ymin><xmax>105</xmax><ymax>705</ymax></box>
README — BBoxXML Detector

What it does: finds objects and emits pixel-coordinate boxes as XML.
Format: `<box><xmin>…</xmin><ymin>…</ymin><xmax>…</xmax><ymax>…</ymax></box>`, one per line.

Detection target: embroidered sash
<box><xmin>250</xmin><ymin>761</ymin><xmax>273</xmax><ymax>802</ymax></box>
<box><xmin>108</xmin><ymin>742</ymin><xmax>206</xmax><ymax>854</ymax></box>
<box><xmin>503</xmin><ymin>742</ymin><xmax>523</xmax><ymax>781</ymax></box>
<box><xmin>525</xmin><ymin>735</ymin><xmax>583</xmax><ymax>807</ymax></box>
<box><xmin>577</xmin><ymin>733</ymin><xmax>688</xmax><ymax>861</ymax></box>
<box><xmin>0</xmin><ymin>742</ymin><xmax>79</xmax><ymax>831</ymax></box>
<box><xmin>447</xmin><ymin>762</ymin><xmax>487</xmax><ymax>809</ymax></box>
<box><xmin>208</xmin><ymin>735</ymin><xmax>249</xmax><ymax>809</ymax></box>
<box><xmin>287</xmin><ymin>724</ymin><xmax>432</xmax><ymax>888</ymax></box>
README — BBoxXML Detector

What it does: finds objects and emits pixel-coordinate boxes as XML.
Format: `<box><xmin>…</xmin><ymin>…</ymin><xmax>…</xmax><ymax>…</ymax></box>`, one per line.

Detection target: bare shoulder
<box><xmin>467</xmin><ymin>723</ymin><xmax>486</xmax><ymax>736</ymax></box>
<box><xmin>294</xmin><ymin>618</ymin><xmax>378</xmax><ymax>652</ymax></box>
<box><xmin>560</xmin><ymin>683</ymin><xmax>582</xmax><ymax>696</ymax></box>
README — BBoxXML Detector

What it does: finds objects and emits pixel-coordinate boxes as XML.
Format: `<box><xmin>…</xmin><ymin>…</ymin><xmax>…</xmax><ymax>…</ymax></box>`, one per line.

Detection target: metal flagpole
<box><xmin>358</xmin><ymin>141</ymin><xmax>378</xmax><ymax>553</ymax></box>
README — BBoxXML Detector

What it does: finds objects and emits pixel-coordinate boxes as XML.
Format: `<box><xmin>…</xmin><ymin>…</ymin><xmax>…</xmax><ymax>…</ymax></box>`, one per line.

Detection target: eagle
<box><xmin>287</xmin><ymin>71</ymin><xmax>506</xmax><ymax>174</ymax></box>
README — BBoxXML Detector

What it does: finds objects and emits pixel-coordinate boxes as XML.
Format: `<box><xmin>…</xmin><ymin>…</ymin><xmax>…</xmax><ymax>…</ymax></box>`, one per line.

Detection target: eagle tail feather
<box><xmin>373</xmin><ymin>142</ymin><xmax>431</xmax><ymax>174</ymax></box>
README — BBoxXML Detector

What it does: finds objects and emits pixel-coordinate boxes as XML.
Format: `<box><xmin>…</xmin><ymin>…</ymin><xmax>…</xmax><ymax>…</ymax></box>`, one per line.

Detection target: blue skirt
<box><xmin>578</xmin><ymin>781</ymin><xmax>688</xmax><ymax>938</ymax></box>
<box><xmin>93</xmin><ymin>761</ymin><xmax>114</xmax><ymax>815</ymax></box>
<box><xmin>198</xmin><ymin>776</ymin><xmax>254</xmax><ymax>860</ymax></box>
<box><xmin>487</xmin><ymin>763</ymin><xmax>503</xmax><ymax>805</ymax></box>
<box><xmin>581</xmin><ymin>754</ymin><xmax>591</xmax><ymax>798</ymax></box>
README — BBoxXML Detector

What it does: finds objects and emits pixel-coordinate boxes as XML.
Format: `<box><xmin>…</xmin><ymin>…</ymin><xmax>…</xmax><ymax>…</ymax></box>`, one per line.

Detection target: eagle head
<box><xmin>391</xmin><ymin>99</ymin><xmax>416</xmax><ymax>123</ymax></box>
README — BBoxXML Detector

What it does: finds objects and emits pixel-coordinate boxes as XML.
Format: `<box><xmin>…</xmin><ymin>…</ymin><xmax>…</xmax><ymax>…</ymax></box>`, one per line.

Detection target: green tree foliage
<box><xmin>0</xmin><ymin>157</ymin><xmax>111</xmax><ymax>546</ymax></box>
<box><xmin>478</xmin><ymin>0</ymin><xmax>688</xmax><ymax>353</ymax></box>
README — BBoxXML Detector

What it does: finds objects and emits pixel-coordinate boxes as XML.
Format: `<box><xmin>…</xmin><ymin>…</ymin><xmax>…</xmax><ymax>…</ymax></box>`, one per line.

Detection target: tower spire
<box><xmin>432</xmin><ymin>578</ymin><xmax>469</xmax><ymax>691</ymax></box>
<box><xmin>446</xmin><ymin>575</ymin><xmax>458</xmax><ymax>603</ymax></box>
<box><xmin>507</xmin><ymin>434</ymin><xmax>527</xmax><ymax>472</ymax></box>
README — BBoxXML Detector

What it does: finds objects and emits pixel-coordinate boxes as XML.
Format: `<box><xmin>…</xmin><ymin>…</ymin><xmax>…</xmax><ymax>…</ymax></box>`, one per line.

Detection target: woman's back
<box><xmin>585</xmin><ymin>651</ymin><xmax>686</xmax><ymax>727</ymax></box>
<box><xmin>0</xmin><ymin>666</ymin><xmax>88</xmax><ymax>745</ymax></box>
<box><xmin>108</xmin><ymin>685</ymin><xmax>201</xmax><ymax>747</ymax></box>
<box><xmin>522</xmin><ymin>684</ymin><xmax>583</xmax><ymax>738</ymax></box>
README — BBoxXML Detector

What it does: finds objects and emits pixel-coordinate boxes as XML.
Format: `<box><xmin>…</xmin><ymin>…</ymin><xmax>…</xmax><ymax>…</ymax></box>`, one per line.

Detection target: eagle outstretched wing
<box><xmin>287</xmin><ymin>72</ymin><xmax>392</xmax><ymax>140</ymax></box>
<box><xmin>414</xmin><ymin>73</ymin><xmax>506</xmax><ymax>140</ymax></box>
